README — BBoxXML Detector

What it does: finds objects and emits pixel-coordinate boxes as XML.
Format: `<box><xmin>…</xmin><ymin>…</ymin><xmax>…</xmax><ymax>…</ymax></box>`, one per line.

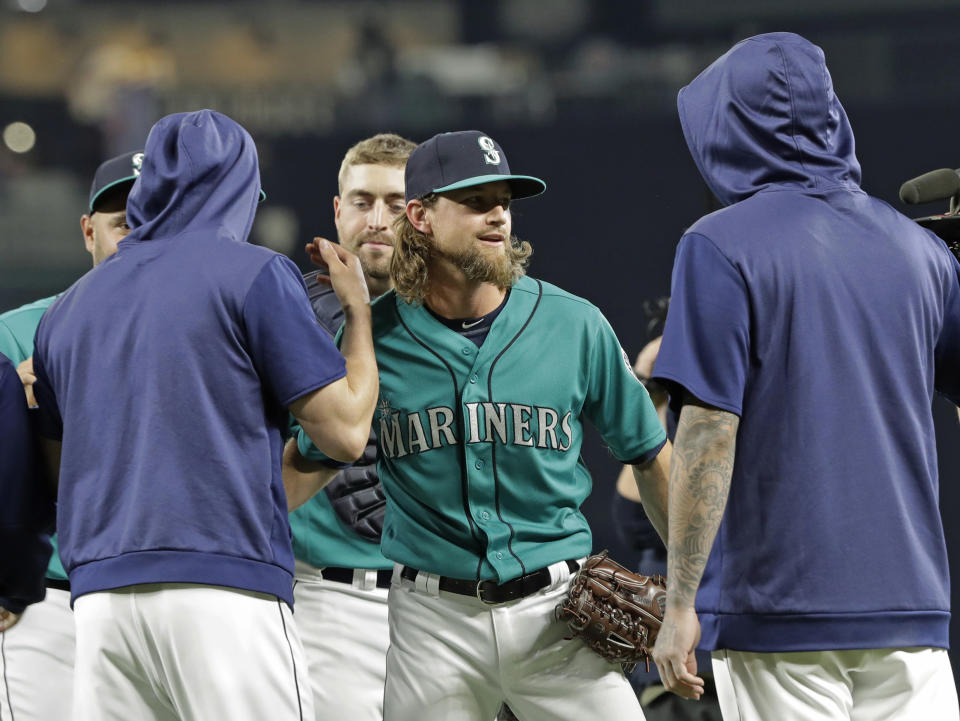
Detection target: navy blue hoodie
<box><xmin>32</xmin><ymin>110</ymin><xmax>346</xmax><ymax>605</ymax></box>
<box><xmin>655</xmin><ymin>33</ymin><xmax>960</xmax><ymax>652</ymax></box>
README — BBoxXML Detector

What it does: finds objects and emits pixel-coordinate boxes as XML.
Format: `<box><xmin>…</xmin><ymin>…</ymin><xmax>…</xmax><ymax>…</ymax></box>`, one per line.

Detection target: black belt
<box><xmin>400</xmin><ymin>560</ymin><xmax>579</xmax><ymax>604</ymax></box>
<box><xmin>322</xmin><ymin>566</ymin><xmax>392</xmax><ymax>589</ymax></box>
<box><xmin>45</xmin><ymin>578</ymin><xmax>71</xmax><ymax>592</ymax></box>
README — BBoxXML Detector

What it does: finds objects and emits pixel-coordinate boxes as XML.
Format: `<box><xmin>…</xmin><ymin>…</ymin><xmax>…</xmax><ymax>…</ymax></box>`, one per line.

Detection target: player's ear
<box><xmin>333</xmin><ymin>196</ymin><xmax>343</xmax><ymax>236</ymax></box>
<box><xmin>407</xmin><ymin>200</ymin><xmax>430</xmax><ymax>234</ymax></box>
<box><xmin>80</xmin><ymin>214</ymin><xmax>95</xmax><ymax>254</ymax></box>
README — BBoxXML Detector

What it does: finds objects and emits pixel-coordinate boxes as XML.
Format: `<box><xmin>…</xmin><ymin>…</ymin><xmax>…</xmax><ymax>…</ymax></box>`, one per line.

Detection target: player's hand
<box><xmin>0</xmin><ymin>606</ymin><xmax>22</xmax><ymax>631</ymax></box>
<box><xmin>305</xmin><ymin>237</ymin><xmax>333</xmax><ymax>269</ymax></box>
<box><xmin>310</xmin><ymin>238</ymin><xmax>370</xmax><ymax>313</ymax></box>
<box><xmin>651</xmin><ymin>606</ymin><xmax>705</xmax><ymax>700</ymax></box>
<box><xmin>17</xmin><ymin>356</ymin><xmax>37</xmax><ymax>407</ymax></box>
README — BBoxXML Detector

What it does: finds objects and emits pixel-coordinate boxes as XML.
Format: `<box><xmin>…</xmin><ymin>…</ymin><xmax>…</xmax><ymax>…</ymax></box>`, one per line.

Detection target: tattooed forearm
<box><xmin>666</xmin><ymin>399</ymin><xmax>739</xmax><ymax>610</ymax></box>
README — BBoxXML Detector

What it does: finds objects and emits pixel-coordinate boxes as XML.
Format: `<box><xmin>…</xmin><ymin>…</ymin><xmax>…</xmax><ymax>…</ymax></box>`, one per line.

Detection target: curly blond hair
<box><xmin>391</xmin><ymin>194</ymin><xmax>532</xmax><ymax>305</ymax></box>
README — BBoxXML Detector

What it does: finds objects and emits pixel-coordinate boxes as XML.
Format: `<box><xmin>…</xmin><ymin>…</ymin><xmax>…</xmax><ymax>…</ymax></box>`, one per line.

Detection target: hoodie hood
<box><xmin>126</xmin><ymin>109</ymin><xmax>261</xmax><ymax>243</ymax></box>
<box><xmin>678</xmin><ymin>32</ymin><xmax>861</xmax><ymax>207</ymax></box>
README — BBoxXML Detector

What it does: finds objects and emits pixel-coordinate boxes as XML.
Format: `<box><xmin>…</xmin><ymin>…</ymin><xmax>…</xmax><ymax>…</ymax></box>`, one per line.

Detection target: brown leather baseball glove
<box><xmin>555</xmin><ymin>551</ymin><xmax>666</xmax><ymax>672</ymax></box>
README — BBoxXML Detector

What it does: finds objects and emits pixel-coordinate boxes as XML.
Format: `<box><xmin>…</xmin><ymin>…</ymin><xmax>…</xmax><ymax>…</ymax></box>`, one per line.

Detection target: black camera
<box><xmin>899</xmin><ymin>168</ymin><xmax>960</xmax><ymax>257</ymax></box>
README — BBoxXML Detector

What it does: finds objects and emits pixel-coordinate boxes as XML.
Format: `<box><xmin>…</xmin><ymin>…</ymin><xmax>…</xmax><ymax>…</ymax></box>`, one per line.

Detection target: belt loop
<box><xmin>354</xmin><ymin>569</ymin><xmax>377</xmax><ymax>591</ymax></box>
<box><xmin>548</xmin><ymin>559</ymin><xmax>569</xmax><ymax>589</ymax></box>
<box><xmin>296</xmin><ymin>560</ymin><xmax>325</xmax><ymax>582</ymax></box>
<box><xmin>414</xmin><ymin>570</ymin><xmax>441</xmax><ymax>597</ymax></box>
<box><xmin>548</xmin><ymin>558</ymin><xmax>581</xmax><ymax>590</ymax></box>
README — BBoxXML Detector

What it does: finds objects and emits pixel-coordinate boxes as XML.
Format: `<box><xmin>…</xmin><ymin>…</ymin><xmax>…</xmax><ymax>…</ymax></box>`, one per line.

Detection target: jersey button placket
<box><xmin>460</xmin><ymin>349</ymin><xmax>498</xmax><ymax>577</ymax></box>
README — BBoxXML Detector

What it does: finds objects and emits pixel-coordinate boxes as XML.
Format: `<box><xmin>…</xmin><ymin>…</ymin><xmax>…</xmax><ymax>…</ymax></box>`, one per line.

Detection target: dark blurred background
<box><xmin>3</xmin><ymin>0</ymin><xmax>960</xmax><ymax>677</ymax></box>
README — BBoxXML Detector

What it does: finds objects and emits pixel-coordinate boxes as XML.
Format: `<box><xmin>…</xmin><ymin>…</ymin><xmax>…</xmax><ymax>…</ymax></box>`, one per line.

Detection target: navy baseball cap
<box><xmin>88</xmin><ymin>150</ymin><xmax>144</xmax><ymax>213</ymax></box>
<box><xmin>88</xmin><ymin>149</ymin><xmax>267</xmax><ymax>213</ymax></box>
<box><xmin>404</xmin><ymin>130</ymin><xmax>546</xmax><ymax>202</ymax></box>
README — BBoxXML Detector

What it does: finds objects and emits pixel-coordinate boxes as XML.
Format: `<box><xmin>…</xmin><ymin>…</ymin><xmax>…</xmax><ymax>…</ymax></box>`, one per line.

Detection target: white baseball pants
<box><xmin>0</xmin><ymin>587</ymin><xmax>74</xmax><ymax>720</ymax></box>
<box><xmin>294</xmin><ymin>561</ymin><xmax>390</xmax><ymax>721</ymax></box>
<box><xmin>383</xmin><ymin>560</ymin><xmax>645</xmax><ymax>721</ymax></box>
<box><xmin>72</xmin><ymin>584</ymin><xmax>313</xmax><ymax>721</ymax></box>
<box><xmin>712</xmin><ymin>646</ymin><xmax>959</xmax><ymax>721</ymax></box>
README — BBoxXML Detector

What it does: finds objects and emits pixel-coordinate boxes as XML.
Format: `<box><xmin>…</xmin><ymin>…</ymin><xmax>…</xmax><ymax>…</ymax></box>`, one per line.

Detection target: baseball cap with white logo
<box><xmin>88</xmin><ymin>150</ymin><xmax>144</xmax><ymax>213</ymax></box>
<box><xmin>88</xmin><ymin>149</ymin><xmax>267</xmax><ymax>213</ymax></box>
<box><xmin>404</xmin><ymin>130</ymin><xmax>546</xmax><ymax>202</ymax></box>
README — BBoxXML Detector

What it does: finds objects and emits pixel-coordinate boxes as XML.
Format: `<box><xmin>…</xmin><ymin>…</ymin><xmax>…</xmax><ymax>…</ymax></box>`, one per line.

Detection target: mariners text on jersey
<box><xmin>377</xmin><ymin>401</ymin><xmax>574</xmax><ymax>458</ymax></box>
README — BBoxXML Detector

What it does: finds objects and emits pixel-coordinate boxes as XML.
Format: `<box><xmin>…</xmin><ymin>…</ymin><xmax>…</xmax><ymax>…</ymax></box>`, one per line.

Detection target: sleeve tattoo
<box><xmin>667</xmin><ymin>401</ymin><xmax>739</xmax><ymax>609</ymax></box>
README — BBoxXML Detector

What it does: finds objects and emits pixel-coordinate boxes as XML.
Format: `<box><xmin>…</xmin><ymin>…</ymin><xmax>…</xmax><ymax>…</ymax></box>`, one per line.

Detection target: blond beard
<box><xmin>442</xmin><ymin>244</ymin><xmax>516</xmax><ymax>288</ymax></box>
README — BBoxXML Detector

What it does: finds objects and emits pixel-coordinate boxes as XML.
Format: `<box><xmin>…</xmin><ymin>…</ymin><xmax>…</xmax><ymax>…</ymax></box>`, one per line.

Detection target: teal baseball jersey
<box><xmin>0</xmin><ymin>294</ymin><xmax>67</xmax><ymax>581</ymax></box>
<box><xmin>298</xmin><ymin>275</ymin><xmax>666</xmax><ymax>583</ymax></box>
<box><xmin>288</xmin><ymin>453</ymin><xmax>392</xmax><ymax>570</ymax></box>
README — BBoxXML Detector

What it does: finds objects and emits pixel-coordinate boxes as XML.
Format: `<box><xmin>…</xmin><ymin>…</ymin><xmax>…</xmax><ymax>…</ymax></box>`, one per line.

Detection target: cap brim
<box><xmin>92</xmin><ymin>179</ymin><xmax>266</xmax><ymax>210</ymax></box>
<box><xmin>432</xmin><ymin>174</ymin><xmax>546</xmax><ymax>199</ymax></box>
<box><xmin>89</xmin><ymin>175</ymin><xmax>138</xmax><ymax>213</ymax></box>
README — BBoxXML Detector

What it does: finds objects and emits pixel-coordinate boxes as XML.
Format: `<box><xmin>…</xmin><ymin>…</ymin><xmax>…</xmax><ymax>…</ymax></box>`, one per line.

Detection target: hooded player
<box><xmin>651</xmin><ymin>33</ymin><xmax>960</xmax><ymax>720</ymax></box>
<box><xmin>30</xmin><ymin>110</ymin><xmax>378</xmax><ymax>721</ymax></box>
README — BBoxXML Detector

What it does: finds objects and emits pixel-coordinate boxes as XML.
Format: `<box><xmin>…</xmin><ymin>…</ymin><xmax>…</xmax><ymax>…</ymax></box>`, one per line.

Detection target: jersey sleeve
<box><xmin>0</xmin><ymin>320</ymin><xmax>26</xmax><ymax>365</ymax></box>
<box><xmin>653</xmin><ymin>232</ymin><xmax>750</xmax><ymax>417</ymax></box>
<box><xmin>934</xmin><ymin>250</ymin><xmax>960</xmax><ymax>404</ymax></box>
<box><xmin>582</xmin><ymin>311</ymin><xmax>666</xmax><ymax>464</ymax></box>
<box><xmin>0</xmin><ymin>355</ymin><xmax>53</xmax><ymax>613</ymax></box>
<box><xmin>242</xmin><ymin>256</ymin><xmax>347</xmax><ymax>407</ymax></box>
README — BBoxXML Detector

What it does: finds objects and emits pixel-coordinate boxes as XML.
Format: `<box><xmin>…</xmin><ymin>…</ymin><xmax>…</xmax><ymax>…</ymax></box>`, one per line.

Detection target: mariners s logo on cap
<box><xmin>404</xmin><ymin>130</ymin><xmax>546</xmax><ymax>202</ymax></box>
<box><xmin>478</xmin><ymin>136</ymin><xmax>501</xmax><ymax>166</ymax></box>
<box><xmin>88</xmin><ymin>149</ymin><xmax>145</xmax><ymax>213</ymax></box>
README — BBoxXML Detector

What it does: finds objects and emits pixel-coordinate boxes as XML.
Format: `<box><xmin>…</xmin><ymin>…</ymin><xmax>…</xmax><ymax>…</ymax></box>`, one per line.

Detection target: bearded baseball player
<box><xmin>30</xmin><ymin>109</ymin><xmax>379</xmax><ymax>721</ymax></box>
<box><xmin>650</xmin><ymin>33</ymin><xmax>960</xmax><ymax>719</ymax></box>
<box><xmin>0</xmin><ymin>150</ymin><xmax>141</xmax><ymax>721</ymax></box>
<box><xmin>286</xmin><ymin>130</ymin><xmax>671</xmax><ymax>721</ymax></box>
<box><xmin>288</xmin><ymin>132</ymin><xmax>416</xmax><ymax>721</ymax></box>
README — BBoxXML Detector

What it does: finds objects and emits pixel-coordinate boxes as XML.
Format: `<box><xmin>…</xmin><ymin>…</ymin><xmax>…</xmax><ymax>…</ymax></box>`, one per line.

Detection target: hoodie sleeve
<box><xmin>242</xmin><ymin>255</ymin><xmax>347</xmax><ymax>408</ymax></box>
<box><xmin>653</xmin><ymin>232</ymin><xmax>751</xmax><ymax>416</ymax></box>
<box><xmin>0</xmin><ymin>355</ymin><xmax>54</xmax><ymax>614</ymax></box>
